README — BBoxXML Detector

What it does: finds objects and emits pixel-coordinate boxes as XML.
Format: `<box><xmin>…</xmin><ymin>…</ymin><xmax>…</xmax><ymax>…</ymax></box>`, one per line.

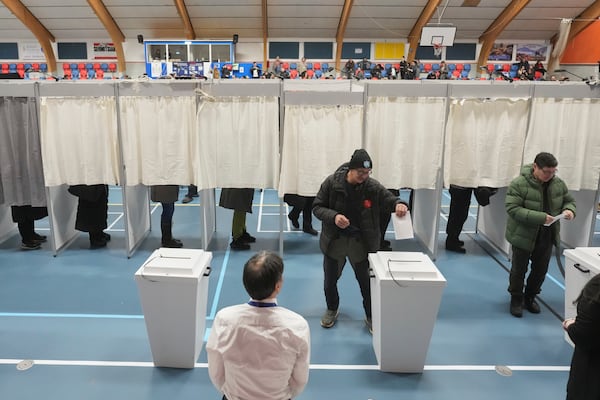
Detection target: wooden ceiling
<box><xmin>1</xmin><ymin>0</ymin><xmax>598</xmax><ymax>43</ymax></box>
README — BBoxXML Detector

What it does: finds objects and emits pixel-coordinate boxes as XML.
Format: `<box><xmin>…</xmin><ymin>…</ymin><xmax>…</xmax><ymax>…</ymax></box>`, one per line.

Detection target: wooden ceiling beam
<box><xmin>87</xmin><ymin>0</ymin><xmax>126</xmax><ymax>74</ymax></box>
<box><xmin>476</xmin><ymin>0</ymin><xmax>531</xmax><ymax>71</ymax></box>
<box><xmin>174</xmin><ymin>0</ymin><xmax>196</xmax><ymax>40</ymax></box>
<box><xmin>1</xmin><ymin>0</ymin><xmax>57</xmax><ymax>73</ymax></box>
<box><xmin>407</xmin><ymin>0</ymin><xmax>443</xmax><ymax>62</ymax></box>
<box><xmin>334</xmin><ymin>0</ymin><xmax>354</xmax><ymax>73</ymax></box>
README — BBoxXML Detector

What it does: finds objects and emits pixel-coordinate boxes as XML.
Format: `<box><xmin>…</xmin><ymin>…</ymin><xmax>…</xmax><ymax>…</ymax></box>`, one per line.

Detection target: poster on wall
<box><xmin>488</xmin><ymin>43</ymin><xmax>514</xmax><ymax>61</ymax></box>
<box><xmin>516</xmin><ymin>43</ymin><xmax>548</xmax><ymax>61</ymax></box>
<box><xmin>19</xmin><ymin>42</ymin><xmax>45</xmax><ymax>61</ymax></box>
<box><xmin>93</xmin><ymin>42</ymin><xmax>117</xmax><ymax>59</ymax></box>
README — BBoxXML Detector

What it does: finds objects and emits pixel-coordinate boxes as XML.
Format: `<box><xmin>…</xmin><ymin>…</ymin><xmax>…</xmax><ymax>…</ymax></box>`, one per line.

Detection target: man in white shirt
<box><xmin>206</xmin><ymin>251</ymin><xmax>311</xmax><ymax>400</ymax></box>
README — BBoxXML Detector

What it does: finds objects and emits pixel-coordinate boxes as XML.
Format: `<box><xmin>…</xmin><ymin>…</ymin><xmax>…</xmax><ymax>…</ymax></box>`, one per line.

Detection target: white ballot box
<box><xmin>135</xmin><ymin>248</ymin><xmax>212</xmax><ymax>368</ymax></box>
<box><xmin>369</xmin><ymin>251</ymin><xmax>446</xmax><ymax>373</ymax></box>
<box><xmin>564</xmin><ymin>248</ymin><xmax>600</xmax><ymax>345</ymax></box>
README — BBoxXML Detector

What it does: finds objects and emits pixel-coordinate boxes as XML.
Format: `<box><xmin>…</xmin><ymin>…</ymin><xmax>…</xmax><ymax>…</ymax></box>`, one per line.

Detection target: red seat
<box><xmin>79</xmin><ymin>69</ymin><xmax>88</xmax><ymax>79</ymax></box>
<box><xmin>502</xmin><ymin>64</ymin><xmax>510</xmax><ymax>72</ymax></box>
<box><xmin>313</xmin><ymin>62</ymin><xmax>321</xmax><ymax>71</ymax></box>
<box><xmin>95</xmin><ymin>69</ymin><xmax>105</xmax><ymax>79</ymax></box>
<box><xmin>305</xmin><ymin>69</ymin><xmax>314</xmax><ymax>79</ymax></box>
<box><xmin>108</xmin><ymin>63</ymin><xmax>116</xmax><ymax>72</ymax></box>
<box><xmin>77</xmin><ymin>63</ymin><xmax>86</xmax><ymax>70</ymax></box>
<box><xmin>63</xmin><ymin>63</ymin><xmax>71</xmax><ymax>71</ymax></box>
<box><xmin>424</xmin><ymin>63</ymin><xmax>432</xmax><ymax>72</ymax></box>
<box><xmin>487</xmin><ymin>64</ymin><xmax>495</xmax><ymax>73</ymax></box>
<box><xmin>455</xmin><ymin>63</ymin><xmax>464</xmax><ymax>71</ymax></box>
<box><xmin>93</xmin><ymin>63</ymin><xmax>101</xmax><ymax>70</ymax></box>
<box><xmin>282</xmin><ymin>62</ymin><xmax>289</xmax><ymax>71</ymax></box>
<box><xmin>452</xmin><ymin>70</ymin><xmax>460</xmax><ymax>78</ymax></box>
<box><xmin>289</xmin><ymin>69</ymin><xmax>298</xmax><ymax>79</ymax></box>
<box><xmin>32</xmin><ymin>63</ymin><xmax>40</xmax><ymax>71</ymax></box>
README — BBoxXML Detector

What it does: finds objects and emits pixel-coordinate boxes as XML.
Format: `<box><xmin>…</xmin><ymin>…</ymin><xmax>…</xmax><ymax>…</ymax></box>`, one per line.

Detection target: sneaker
<box><xmin>181</xmin><ymin>196</ymin><xmax>193</xmax><ymax>204</ymax></box>
<box><xmin>21</xmin><ymin>241</ymin><xmax>41</xmax><ymax>250</ymax></box>
<box><xmin>524</xmin><ymin>296</ymin><xmax>541</xmax><ymax>314</ymax></box>
<box><xmin>102</xmin><ymin>232</ymin><xmax>111</xmax><ymax>242</ymax></box>
<box><xmin>365</xmin><ymin>317</ymin><xmax>373</xmax><ymax>334</ymax></box>
<box><xmin>320</xmin><ymin>309</ymin><xmax>339</xmax><ymax>328</ymax></box>
<box><xmin>240</xmin><ymin>231</ymin><xmax>256</xmax><ymax>243</ymax></box>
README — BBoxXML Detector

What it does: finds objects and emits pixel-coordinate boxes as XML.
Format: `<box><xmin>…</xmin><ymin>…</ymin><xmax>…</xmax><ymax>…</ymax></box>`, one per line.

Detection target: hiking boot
<box><xmin>230</xmin><ymin>238</ymin><xmax>250</xmax><ymax>250</ymax></box>
<box><xmin>181</xmin><ymin>196</ymin><xmax>193</xmax><ymax>204</ymax></box>
<box><xmin>524</xmin><ymin>296</ymin><xmax>541</xmax><ymax>314</ymax></box>
<box><xmin>303</xmin><ymin>226</ymin><xmax>318</xmax><ymax>236</ymax></box>
<box><xmin>320</xmin><ymin>309</ymin><xmax>339</xmax><ymax>328</ymax></box>
<box><xmin>510</xmin><ymin>295</ymin><xmax>523</xmax><ymax>318</ymax></box>
<box><xmin>240</xmin><ymin>231</ymin><xmax>256</xmax><ymax>243</ymax></box>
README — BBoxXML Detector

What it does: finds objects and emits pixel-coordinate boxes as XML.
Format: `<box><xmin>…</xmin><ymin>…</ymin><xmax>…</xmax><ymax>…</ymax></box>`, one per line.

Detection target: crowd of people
<box><xmin>213</xmin><ymin>54</ymin><xmax>555</xmax><ymax>81</ymax></box>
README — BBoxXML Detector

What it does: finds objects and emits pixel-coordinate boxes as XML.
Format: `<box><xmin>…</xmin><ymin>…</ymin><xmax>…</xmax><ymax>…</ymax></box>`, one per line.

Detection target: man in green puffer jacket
<box><xmin>505</xmin><ymin>152</ymin><xmax>576</xmax><ymax>318</ymax></box>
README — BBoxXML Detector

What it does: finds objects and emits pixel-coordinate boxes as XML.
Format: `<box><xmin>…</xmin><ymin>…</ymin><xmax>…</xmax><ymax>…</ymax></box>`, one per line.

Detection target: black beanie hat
<box><xmin>348</xmin><ymin>149</ymin><xmax>372</xmax><ymax>169</ymax></box>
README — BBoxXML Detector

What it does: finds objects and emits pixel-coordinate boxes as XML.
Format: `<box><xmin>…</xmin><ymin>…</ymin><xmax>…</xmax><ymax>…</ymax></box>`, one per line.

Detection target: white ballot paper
<box><xmin>544</xmin><ymin>213</ymin><xmax>566</xmax><ymax>227</ymax></box>
<box><xmin>392</xmin><ymin>211</ymin><xmax>414</xmax><ymax>240</ymax></box>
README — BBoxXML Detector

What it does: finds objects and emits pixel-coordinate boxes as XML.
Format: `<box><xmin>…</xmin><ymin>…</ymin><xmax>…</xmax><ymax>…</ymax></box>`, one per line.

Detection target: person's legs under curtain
<box><xmin>160</xmin><ymin>202</ymin><xmax>182</xmax><ymax>248</ymax></box>
<box><xmin>230</xmin><ymin>210</ymin><xmax>250</xmax><ymax>250</ymax></box>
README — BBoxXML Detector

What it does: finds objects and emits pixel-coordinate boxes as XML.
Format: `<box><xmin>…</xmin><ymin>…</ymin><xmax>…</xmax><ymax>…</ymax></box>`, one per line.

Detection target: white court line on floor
<box><xmin>0</xmin><ymin>358</ymin><xmax>569</xmax><ymax>371</ymax></box>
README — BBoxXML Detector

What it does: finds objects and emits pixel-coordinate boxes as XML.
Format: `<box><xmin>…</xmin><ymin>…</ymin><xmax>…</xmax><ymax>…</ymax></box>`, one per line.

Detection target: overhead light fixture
<box><xmin>461</xmin><ymin>0</ymin><xmax>481</xmax><ymax>6</ymax></box>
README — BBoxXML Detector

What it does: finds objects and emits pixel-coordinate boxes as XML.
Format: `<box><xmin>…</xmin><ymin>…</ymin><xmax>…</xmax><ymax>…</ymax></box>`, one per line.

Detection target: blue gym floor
<box><xmin>0</xmin><ymin>187</ymin><xmax>598</xmax><ymax>400</ymax></box>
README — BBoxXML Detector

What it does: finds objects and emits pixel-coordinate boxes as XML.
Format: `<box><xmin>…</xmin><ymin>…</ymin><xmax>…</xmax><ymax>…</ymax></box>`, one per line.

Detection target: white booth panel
<box><xmin>0</xmin><ymin>205</ymin><xmax>16</xmax><ymax>243</ymax></box>
<box><xmin>476</xmin><ymin>187</ymin><xmax>510</xmax><ymax>258</ymax></box>
<box><xmin>561</xmin><ymin>190</ymin><xmax>599</xmax><ymax>249</ymax></box>
<box><xmin>46</xmin><ymin>185</ymin><xmax>78</xmax><ymax>255</ymax></box>
<box><xmin>124</xmin><ymin>185</ymin><xmax>151</xmax><ymax>257</ymax></box>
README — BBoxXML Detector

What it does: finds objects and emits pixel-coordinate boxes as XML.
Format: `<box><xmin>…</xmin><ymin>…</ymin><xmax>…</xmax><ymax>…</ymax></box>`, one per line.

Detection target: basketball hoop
<box><xmin>433</xmin><ymin>43</ymin><xmax>443</xmax><ymax>58</ymax></box>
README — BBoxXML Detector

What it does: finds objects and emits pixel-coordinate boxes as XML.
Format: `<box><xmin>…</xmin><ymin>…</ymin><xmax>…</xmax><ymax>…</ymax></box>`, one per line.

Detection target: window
<box><xmin>168</xmin><ymin>44</ymin><xmax>188</xmax><ymax>62</ymax></box>
<box><xmin>190</xmin><ymin>44</ymin><xmax>209</xmax><ymax>62</ymax></box>
<box><xmin>212</xmin><ymin>44</ymin><xmax>231</xmax><ymax>62</ymax></box>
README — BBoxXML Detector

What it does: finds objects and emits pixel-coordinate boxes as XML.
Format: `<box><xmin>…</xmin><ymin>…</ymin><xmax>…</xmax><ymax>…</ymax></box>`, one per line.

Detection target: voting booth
<box><xmin>369</xmin><ymin>251</ymin><xmax>446</xmax><ymax>372</ymax></box>
<box><xmin>563</xmin><ymin>248</ymin><xmax>600</xmax><ymax>345</ymax></box>
<box><xmin>135</xmin><ymin>248</ymin><xmax>212</xmax><ymax>368</ymax></box>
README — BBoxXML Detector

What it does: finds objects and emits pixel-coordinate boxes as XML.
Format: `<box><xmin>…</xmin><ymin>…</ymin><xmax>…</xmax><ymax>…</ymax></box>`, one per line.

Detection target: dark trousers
<box><xmin>160</xmin><ymin>202</ymin><xmax>175</xmax><ymax>224</ymax></box>
<box><xmin>17</xmin><ymin>220</ymin><xmax>35</xmax><ymax>244</ymax></box>
<box><xmin>508</xmin><ymin>239</ymin><xmax>553</xmax><ymax>296</ymax></box>
<box><xmin>323</xmin><ymin>236</ymin><xmax>371</xmax><ymax>318</ymax></box>
<box><xmin>186</xmin><ymin>185</ymin><xmax>198</xmax><ymax>197</ymax></box>
<box><xmin>285</xmin><ymin>194</ymin><xmax>314</xmax><ymax>229</ymax></box>
<box><xmin>446</xmin><ymin>186</ymin><xmax>473</xmax><ymax>245</ymax></box>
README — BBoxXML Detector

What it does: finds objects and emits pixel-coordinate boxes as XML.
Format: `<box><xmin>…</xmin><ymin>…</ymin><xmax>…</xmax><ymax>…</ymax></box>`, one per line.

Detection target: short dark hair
<box><xmin>243</xmin><ymin>251</ymin><xmax>284</xmax><ymax>300</ymax></box>
<box><xmin>534</xmin><ymin>152</ymin><xmax>558</xmax><ymax>169</ymax></box>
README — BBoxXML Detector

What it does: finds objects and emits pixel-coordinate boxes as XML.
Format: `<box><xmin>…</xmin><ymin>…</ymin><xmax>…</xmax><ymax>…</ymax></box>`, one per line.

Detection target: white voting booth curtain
<box><xmin>278</xmin><ymin>104</ymin><xmax>363</xmax><ymax>197</ymax></box>
<box><xmin>444</xmin><ymin>98</ymin><xmax>529</xmax><ymax>188</ymax></box>
<box><xmin>196</xmin><ymin>96</ymin><xmax>280</xmax><ymax>189</ymax></box>
<box><xmin>120</xmin><ymin>96</ymin><xmax>196</xmax><ymax>185</ymax></box>
<box><xmin>39</xmin><ymin>97</ymin><xmax>119</xmax><ymax>186</ymax></box>
<box><xmin>365</xmin><ymin>97</ymin><xmax>445</xmax><ymax>189</ymax></box>
<box><xmin>524</xmin><ymin>98</ymin><xmax>600</xmax><ymax>191</ymax></box>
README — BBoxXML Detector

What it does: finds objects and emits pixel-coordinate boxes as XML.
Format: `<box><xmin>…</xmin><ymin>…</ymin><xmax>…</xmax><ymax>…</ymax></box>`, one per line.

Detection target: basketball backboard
<box><xmin>420</xmin><ymin>25</ymin><xmax>457</xmax><ymax>46</ymax></box>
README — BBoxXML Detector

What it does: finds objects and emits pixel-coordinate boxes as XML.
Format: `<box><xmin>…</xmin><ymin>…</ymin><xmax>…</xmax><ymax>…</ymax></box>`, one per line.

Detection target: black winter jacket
<box><xmin>313</xmin><ymin>163</ymin><xmax>405</xmax><ymax>254</ymax></box>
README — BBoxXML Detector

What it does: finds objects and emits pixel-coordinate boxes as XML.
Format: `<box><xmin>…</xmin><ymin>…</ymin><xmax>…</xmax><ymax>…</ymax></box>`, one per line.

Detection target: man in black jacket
<box><xmin>313</xmin><ymin>149</ymin><xmax>409</xmax><ymax>333</ymax></box>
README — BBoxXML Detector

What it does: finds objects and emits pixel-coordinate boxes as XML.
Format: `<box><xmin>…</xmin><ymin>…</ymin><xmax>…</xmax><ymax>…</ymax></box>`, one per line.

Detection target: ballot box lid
<box><xmin>564</xmin><ymin>248</ymin><xmax>600</xmax><ymax>272</ymax></box>
<box><xmin>369</xmin><ymin>251</ymin><xmax>446</xmax><ymax>284</ymax></box>
<box><xmin>135</xmin><ymin>248</ymin><xmax>212</xmax><ymax>278</ymax></box>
